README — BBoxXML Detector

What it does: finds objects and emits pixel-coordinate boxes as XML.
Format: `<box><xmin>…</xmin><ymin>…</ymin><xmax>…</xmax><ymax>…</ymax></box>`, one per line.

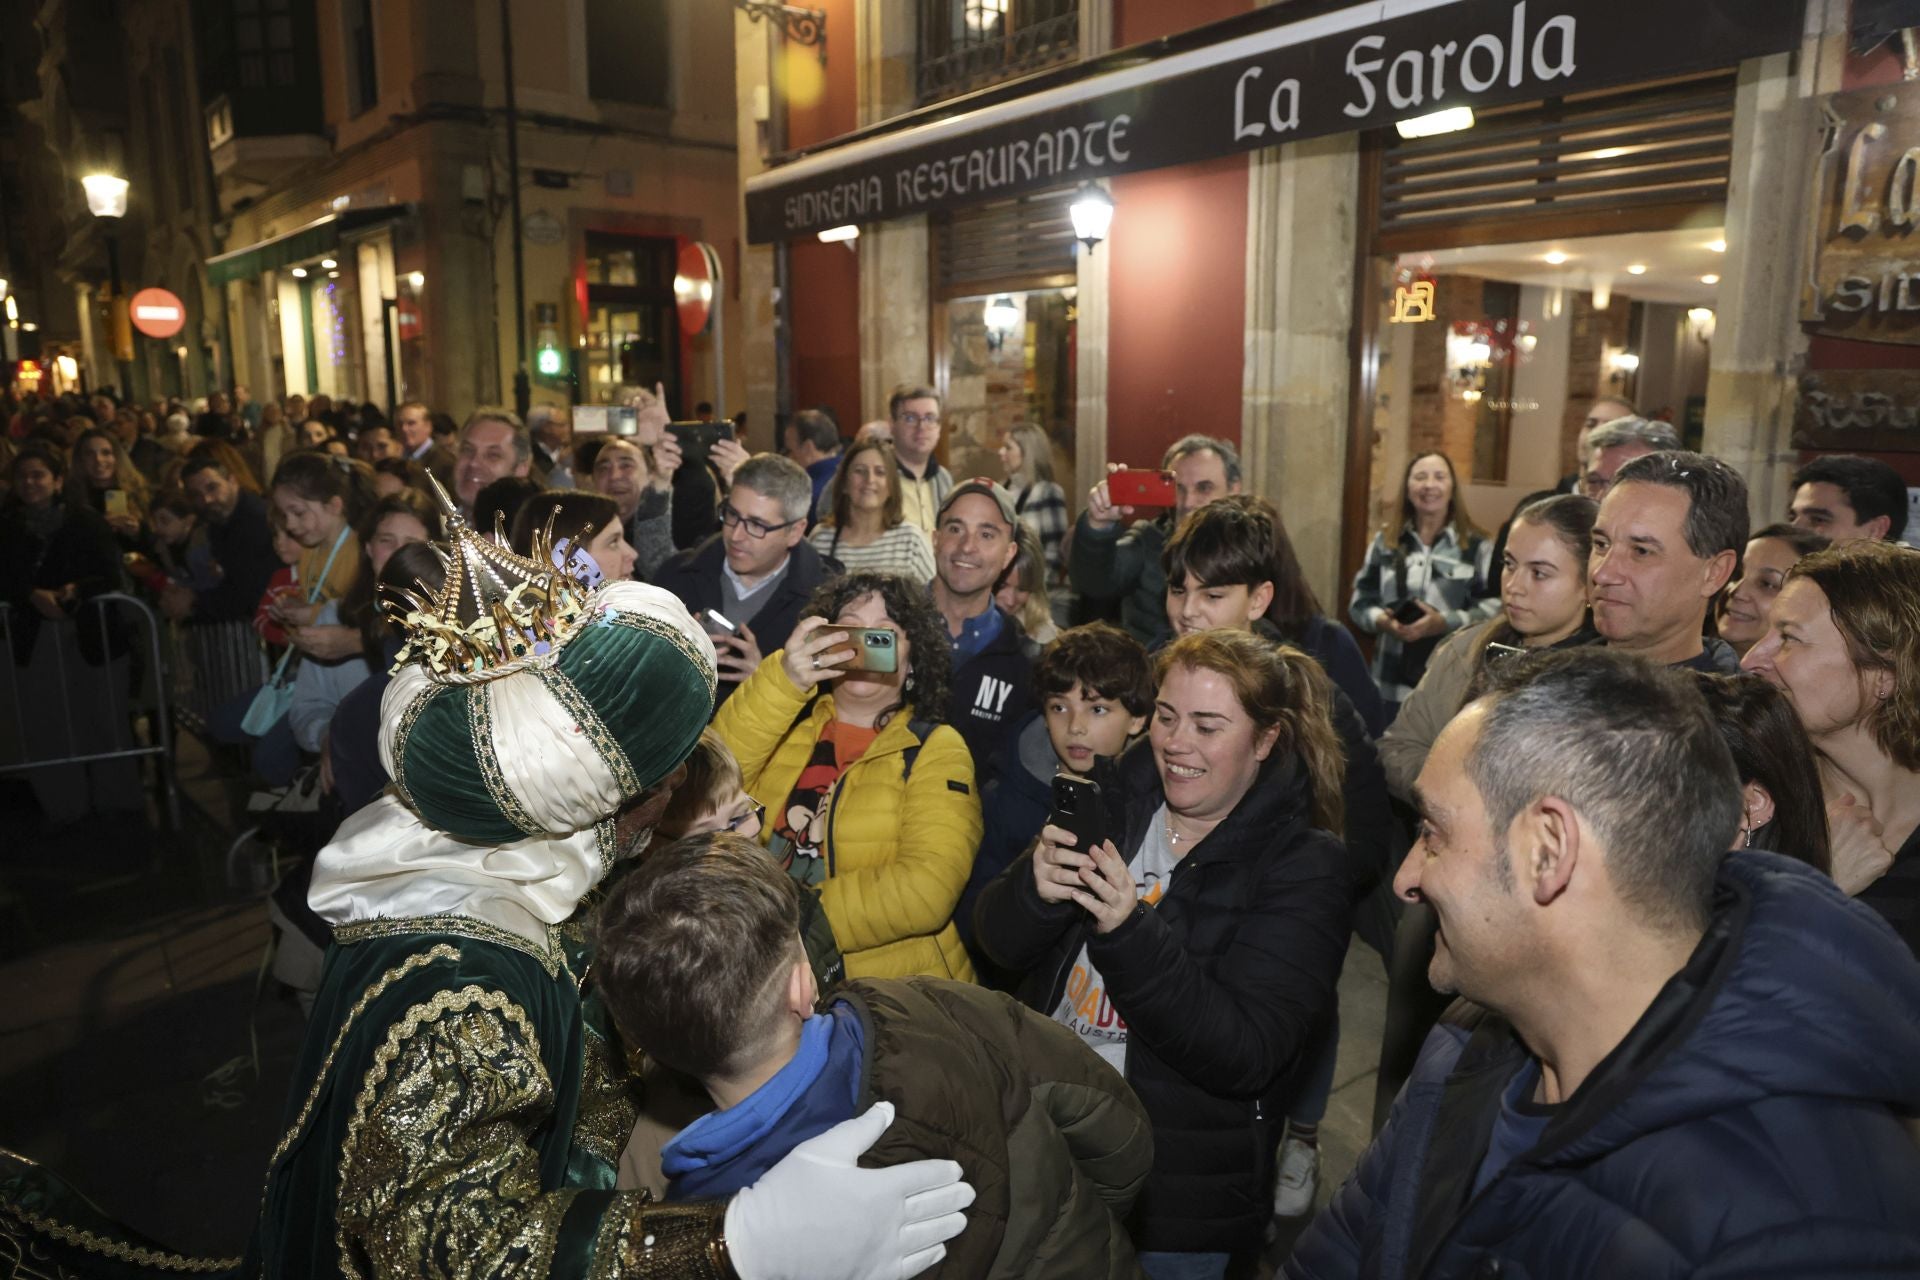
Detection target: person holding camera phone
<box><xmin>975</xmin><ymin>630</ymin><xmax>1354</xmax><ymax>1279</ymax></box>
<box><xmin>1348</xmin><ymin>451</ymin><xmax>1497</xmax><ymax>719</ymax></box>
<box><xmin>655</xmin><ymin>454</ymin><xmax>831</xmax><ymax>706</ymax></box>
<box><xmin>1070</xmin><ymin>435</ymin><xmax>1244</xmax><ymax>645</ymax></box>
<box><xmin>713</xmin><ymin>572</ymin><xmax>983</xmax><ymax>982</ymax></box>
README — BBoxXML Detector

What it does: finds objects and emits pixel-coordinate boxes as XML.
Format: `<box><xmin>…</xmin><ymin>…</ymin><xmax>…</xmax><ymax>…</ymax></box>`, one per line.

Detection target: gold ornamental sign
<box><xmin>1803</xmin><ymin>80</ymin><xmax>1920</xmax><ymax>344</ymax></box>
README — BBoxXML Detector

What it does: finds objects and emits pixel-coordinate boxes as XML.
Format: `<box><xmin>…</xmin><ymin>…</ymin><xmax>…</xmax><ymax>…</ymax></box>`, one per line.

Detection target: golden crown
<box><xmin>385</xmin><ymin>475</ymin><xmax>597</xmax><ymax>683</ymax></box>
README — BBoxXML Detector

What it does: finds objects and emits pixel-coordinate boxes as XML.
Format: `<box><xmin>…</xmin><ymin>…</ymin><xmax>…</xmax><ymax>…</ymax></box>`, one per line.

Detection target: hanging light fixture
<box><xmin>984</xmin><ymin>294</ymin><xmax>1020</xmax><ymax>350</ymax></box>
<box><xmin>81</xmin><ymin>174</ymin><xmax>130</xmax><ymax>219</ymax></box>
<box><xmin>1069</xmin><ymin>183</ymin><xmax>1114</xmax><ymax>253</ymax></box>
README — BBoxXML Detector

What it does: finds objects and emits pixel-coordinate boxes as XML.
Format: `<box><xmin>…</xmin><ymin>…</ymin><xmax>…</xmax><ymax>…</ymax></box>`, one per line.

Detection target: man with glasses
<box><xmin>1579</xmin><ymin>416</ymin><xmax>1680</xmax><ymax>502</ymax></box>
<box><xmin>655</xmin><ymin>452</ymin><xmax>829</xmax><ymax>703</ymax></box>
<box><xmin>890</xmin><ymin>384</ymin><xmax>954</xmax><ymax>537</ymax></box>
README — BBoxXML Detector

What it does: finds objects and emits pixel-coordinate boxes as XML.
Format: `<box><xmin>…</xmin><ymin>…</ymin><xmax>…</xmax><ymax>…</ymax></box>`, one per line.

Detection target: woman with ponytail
<box><xmin>264</xmin><ymin>451</ymin><xmax>376</xmax><ymax>631</ymax></box>
<box><xmin>975</xmin><ymin>628</ymin><xmax>1354</xmax><ymax>1276</ymax></box>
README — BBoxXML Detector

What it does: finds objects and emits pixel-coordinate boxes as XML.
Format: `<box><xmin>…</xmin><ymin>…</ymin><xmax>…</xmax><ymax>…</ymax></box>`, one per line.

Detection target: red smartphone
<box><xmin>1108</xmin><ymin>469</ymin><xmax>1176</xmax><ymax>508</ymax></box>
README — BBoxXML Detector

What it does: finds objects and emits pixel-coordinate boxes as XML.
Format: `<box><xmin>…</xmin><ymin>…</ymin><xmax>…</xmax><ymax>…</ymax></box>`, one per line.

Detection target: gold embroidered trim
<box><xmin>603</xmin><ymin>612</ymin><xmax>718</xmax><ymax>702</ymax></box>
<box><xmin>333</xmin><ymin>914</ymin><xmax>564</xmax><ymax>978</ymax></box>
<box><xmin>387</xmin><ymin>683</ymin><xmax>438</xmax><ymax>810</ymax></box>
<box><xmin>0</xmin><ymin>1203</ymin><xmax>239</xmax><ymax>1273</ymax></box>
<box><xmin>537</xmin><ymin>667</ymin><xmax>640</xmax><ymax>798</ymax></box>
<box><xmin>594</xmin><ymin>814</ymin><xmax>619</xmax><ymax>876</ymax></box>
<box><xmin>255</xmin><ymin>942</ymin><xmax>462</xmax><ymax>1207</ymax></box>
<box><xmin>470</xmin><ymin>684</ymin><xmax>546</xmax><ymax>837</ymax></box>
<box><xmin>334</xmin><ymin>986</ymin><xmax>552</xmax><ymax>1280</ymax></box>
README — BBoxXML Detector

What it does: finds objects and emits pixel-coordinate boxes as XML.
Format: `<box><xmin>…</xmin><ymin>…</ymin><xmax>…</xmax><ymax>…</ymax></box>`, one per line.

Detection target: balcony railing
<box><xmin>917</xmin><ymin>0</ymin><xmax>1079</xmax><ymax>106</ymax></box>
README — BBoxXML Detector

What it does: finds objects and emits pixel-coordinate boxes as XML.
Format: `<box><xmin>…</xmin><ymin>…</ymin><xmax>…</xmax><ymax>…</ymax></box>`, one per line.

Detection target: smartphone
<box><xmin>1108</xmin><ymin>469</ymin><xmax>1176</xmax><ymax>508</ymax></box>
<box><xmin>703</xmin><ymin>609</ymin><xmax>739</xmax><ymax>636</ymax></box>
<box><xmin>1388</xmin><ymin>598</ymin><xmax>1428</xmax><ymax>626</ymax></box>
<box><xmin>667</xmin><ymin>420</ymin><xmax>737</xmax><ymax>465</ymax></box>
<box><xmin>606</xmin><ymin>405</ymin><xmax>640</xmax><ymax>438</ymax></box>
<box><xmin>846</xmin><ymin>627</ymin><xmax>898</xmax><ymax>673</ymax></box>
<box><xmin>1048</xmin><ymin>773</ymin><xmax>1108</xmax><ymax>854</ymax></box>
<box><xmin>1484</xmin><ymin>640</ymin><xmax>1527</xmax><ymax>665</ymax></box>
<box><xmin>104</xmin><ymin>488</ymin><xmax>129</xmax><ymax>519</ymax></box>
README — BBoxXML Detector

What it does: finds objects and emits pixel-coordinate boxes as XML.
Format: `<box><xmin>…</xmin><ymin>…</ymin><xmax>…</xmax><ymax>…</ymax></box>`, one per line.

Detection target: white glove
<box><xmin>724</xmin><ymin>1101</ymin><xmax>975</xmax><ymax>1280</ymax></box>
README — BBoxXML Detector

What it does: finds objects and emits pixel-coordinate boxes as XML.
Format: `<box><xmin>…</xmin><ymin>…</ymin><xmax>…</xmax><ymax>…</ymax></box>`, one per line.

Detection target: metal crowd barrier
<box><xmin>0</xmin><ymin>592</ymin><xmax>180</xmax><ymax>830</ymax></box>
<box><xmin>167</xmin><ymin>614</ymin><xmax>270</xmax><ymax>737</ymax></box>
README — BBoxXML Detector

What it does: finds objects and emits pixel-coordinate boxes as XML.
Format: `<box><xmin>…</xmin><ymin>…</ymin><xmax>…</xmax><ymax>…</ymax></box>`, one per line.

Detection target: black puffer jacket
<box><xmin>974</xmin><ymin>741</ymin><xmax>1355</xmax><ymax>1253</ymax></box>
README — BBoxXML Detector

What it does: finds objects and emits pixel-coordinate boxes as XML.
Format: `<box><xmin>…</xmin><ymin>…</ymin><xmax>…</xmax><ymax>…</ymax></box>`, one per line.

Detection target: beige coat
<box><xmin>1379</xmin><ymin>618</ymin><xmax>1499</xmax><ymax>804</ymax></box>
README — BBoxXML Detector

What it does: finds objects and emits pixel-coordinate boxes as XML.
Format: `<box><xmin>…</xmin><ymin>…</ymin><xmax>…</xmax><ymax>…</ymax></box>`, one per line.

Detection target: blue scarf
<box><xmin>660</xmin><ymin>1002</ymin><xmax>865</xmax><ymax>1199</ymax></box>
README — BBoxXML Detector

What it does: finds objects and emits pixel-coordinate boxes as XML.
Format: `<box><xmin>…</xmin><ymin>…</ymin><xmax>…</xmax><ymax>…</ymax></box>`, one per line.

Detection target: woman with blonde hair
<box><xmin>999</xmin><ymin>422</ymin><xmax>1069</xmax><ymax>589</ymax></box>
<box><xmin>1742</xmin><ymin>541</ymin><xmax>1920</xmax><ymax>953</ymax></box>
<box><xmin>807</xmin><ymin>438</ymin><xmax>936</xmax><ymax>581</ymax></box>
<box><xmin>68</xmin><ymin>427</ymin><xmax>150</xmax><ymax>547</ymax></box>
<box><xmin>976</xmin><ymin>628</ymin><xmax>1353</xmax><ymax>1276</ymax></box>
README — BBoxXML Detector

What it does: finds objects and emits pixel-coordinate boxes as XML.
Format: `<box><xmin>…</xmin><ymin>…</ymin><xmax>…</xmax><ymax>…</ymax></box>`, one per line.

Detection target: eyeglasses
<box><xmin>894</xmin><ymin>412</ymin><xmax>940</xmax><ymax>428</ymax></box>
<box><xmin>721</xmin><ymin>504</ymin><xmax>802</xmax><ymax>539</ymax></box>
<box><xmin>726</xmin><ymin>803</ymin><xmax>766</xmax><ymax>834</ymax></box>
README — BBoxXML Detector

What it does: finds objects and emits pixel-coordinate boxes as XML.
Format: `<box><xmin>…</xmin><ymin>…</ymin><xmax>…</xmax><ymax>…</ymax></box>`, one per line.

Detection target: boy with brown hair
<box><xmin>596</xmin><ymin>833</ymin><xmax>1154</xmax><ymax>1279</ymax></box>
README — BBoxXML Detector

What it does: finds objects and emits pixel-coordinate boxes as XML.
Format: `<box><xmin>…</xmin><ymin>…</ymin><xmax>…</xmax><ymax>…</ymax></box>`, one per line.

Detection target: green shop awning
<box><xmin>205</xmin><ymin>205</ymin><xmax>410</xmax><ymax>286</ymax></box>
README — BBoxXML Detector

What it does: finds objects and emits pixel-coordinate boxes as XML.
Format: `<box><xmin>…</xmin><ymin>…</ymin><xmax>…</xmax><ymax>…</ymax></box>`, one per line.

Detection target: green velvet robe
<box><xmin>1</xmin><ymin>916</ymin><xmax>731</xmax><ymax>1280</ymax></box>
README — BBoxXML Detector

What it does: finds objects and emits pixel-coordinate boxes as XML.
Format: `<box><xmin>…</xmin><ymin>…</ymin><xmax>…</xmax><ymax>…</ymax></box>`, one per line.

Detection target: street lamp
<box><xmin>82</xmin><ymin>173</ymin><xmax>133</xmax><ymax>397</ymax></box>
<box><xmin>1069</xmin><ymin>183</ymin><xmax>1114</xmax><ymax>254</ymax></box>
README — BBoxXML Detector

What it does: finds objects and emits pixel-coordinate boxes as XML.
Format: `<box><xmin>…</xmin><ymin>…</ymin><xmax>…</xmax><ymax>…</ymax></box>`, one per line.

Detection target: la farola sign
<box><xmin>745</xmin><ymin>0</ymin><xmax>1806</xmax><ymax>243</ymax></box>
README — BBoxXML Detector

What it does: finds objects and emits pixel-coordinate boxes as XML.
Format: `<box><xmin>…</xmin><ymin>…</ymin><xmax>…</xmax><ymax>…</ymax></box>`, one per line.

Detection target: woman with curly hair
<box><xmin>1742</xmin><ymin>540</ymin><xmax>1920</xmax><ymax>953</ymax></box>
<box><xmin>712</xmin><ymin>571</ymin><xmax>982</xmax><ymax>981</ymax></box>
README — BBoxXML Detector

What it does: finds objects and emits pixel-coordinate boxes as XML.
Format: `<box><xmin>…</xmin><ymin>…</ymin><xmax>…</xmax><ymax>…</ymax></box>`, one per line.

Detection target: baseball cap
<box><xmin>937</xmin><ymin>477</ymin><xmax>1019</xmax><ymax>529</ymax></box>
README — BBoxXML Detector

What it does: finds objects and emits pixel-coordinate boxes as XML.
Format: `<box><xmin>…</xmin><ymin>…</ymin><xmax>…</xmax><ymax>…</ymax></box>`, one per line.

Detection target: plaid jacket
<box><xmin>1348</xmin><ymin>525</ymin><xmax>1497</xmax><ymax>707</ymax></box>
<box><xmin>1011</xmin><ymin>480</ymin><xmax>1070</xmax><ymax>586</ymax></box>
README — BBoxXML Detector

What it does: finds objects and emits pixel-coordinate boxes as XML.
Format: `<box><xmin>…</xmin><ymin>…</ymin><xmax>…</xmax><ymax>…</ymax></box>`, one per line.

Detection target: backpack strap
<box><xmin>899</xmin><ymin>715</ymin><xmax>939</xmax><ymax>783</ymax></box>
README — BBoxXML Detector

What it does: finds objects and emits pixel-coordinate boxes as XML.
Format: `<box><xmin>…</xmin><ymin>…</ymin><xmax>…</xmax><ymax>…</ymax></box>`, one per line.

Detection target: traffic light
<box><xmin>532</xmin><ymin>302</ymin><xmax>566</xmax><ymax>385</ymax></box>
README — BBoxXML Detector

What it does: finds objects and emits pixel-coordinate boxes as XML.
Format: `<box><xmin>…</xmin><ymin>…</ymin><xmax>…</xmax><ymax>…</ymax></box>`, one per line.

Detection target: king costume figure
<box><xmin>0</xmin><ymin>488</ymin><xmax>973</xmax><ymax>1280</ymax></box>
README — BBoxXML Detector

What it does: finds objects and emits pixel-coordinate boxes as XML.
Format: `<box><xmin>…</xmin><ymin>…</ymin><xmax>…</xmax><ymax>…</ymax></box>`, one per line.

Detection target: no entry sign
<box><xmin>129</xmin><ymin>287</ymin><xmax>186</xmax><ymax>339</ymax></box>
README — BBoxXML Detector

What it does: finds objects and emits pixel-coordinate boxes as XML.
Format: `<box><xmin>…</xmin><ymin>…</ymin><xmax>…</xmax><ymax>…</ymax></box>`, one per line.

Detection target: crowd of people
<box><xmin>2</xmin><ymin>377</ymin><xmax>1918</xmax><ymax>1279</ymax></box>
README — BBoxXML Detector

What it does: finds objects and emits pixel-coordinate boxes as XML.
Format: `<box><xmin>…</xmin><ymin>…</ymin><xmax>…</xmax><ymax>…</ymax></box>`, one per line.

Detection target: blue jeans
<box><xmin>1290</xmin><ymin>1010</ymin><xmax>1341</xmax><ymax>1127</ymax></box>
<box><xmin>1138</xmin><ymin>1252</ymin><xmax>1231</xmax><ymax>1280</ymax></box>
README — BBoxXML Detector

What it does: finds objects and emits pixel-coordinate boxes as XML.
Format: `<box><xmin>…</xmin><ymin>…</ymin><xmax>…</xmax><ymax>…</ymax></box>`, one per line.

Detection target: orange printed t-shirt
<box><xmin>770</xmin><ymin>720</ymin><xmax>880</xmax><ymax>887</ymax></box>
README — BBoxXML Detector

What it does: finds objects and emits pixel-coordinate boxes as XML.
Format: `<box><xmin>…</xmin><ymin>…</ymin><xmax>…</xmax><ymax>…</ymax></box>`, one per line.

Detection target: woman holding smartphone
<box><xmin>975</xmin><ymin>629</ymin><xmax>1353</xmax><ymax>1278</ymax></box>
<box><xmin>1348</xmin><ymin>450</ymin><xmax>1497</xmax><ymax>718</ymax></box>
<box><xmin>713</xmin><ymin>571</ymin><xmax>982</xmax><ymax>981</ymax></box>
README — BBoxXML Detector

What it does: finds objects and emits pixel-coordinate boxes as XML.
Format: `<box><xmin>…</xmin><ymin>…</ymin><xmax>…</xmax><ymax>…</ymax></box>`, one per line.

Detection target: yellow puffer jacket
<box><xmin>713</xmin><ymin>654</ymin><xmax>981</xmax><ymax>983</ymax></box>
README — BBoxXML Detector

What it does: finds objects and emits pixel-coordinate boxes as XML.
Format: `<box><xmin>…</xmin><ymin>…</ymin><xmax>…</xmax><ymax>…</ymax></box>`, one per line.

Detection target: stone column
<box><xmin>855</xmin><ymin>1</ymin><xmax>930</xmax><ymax>423</ymax></box>
<box><xmin>1072</xmin><ymin>0</ymin><xmax>1115</xmax><ymax>506</ymax></box>
<box><xmin>734</xmin><ymin>7</ymin><xmax>779</xmax><ymax>449</ymax></box>
<box><xmin>1240</xmin><ymin>133</ymin><xmax>1362</xmax><ymax>610</ymax></box>
<box><xmin>1701</xmin><ymin>3</ymin><xmax>1848</xmax><ymax>525</ymax></box>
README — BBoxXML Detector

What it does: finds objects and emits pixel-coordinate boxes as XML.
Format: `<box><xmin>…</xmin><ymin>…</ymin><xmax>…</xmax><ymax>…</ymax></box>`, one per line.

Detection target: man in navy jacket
<box><xmin>1285</xmin><ymin>650</ymin><xmax>1920</xmax><ymax>1280</ymax></box>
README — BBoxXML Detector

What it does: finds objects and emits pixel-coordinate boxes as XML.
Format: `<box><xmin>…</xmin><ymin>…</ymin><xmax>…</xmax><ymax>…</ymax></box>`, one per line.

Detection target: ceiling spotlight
<box><xmin>321</xmin><ymin>258</ymin><xmax>338</xmax><ymax>270</ymax></box>
<box><xmin>291</xmin><ymin>267</ymin><xmax>309</xmax><ymax>278</ymax></box>
<box><xmin>1708</xmin><ymin>239</ymin><xmax>1727</xmax><ymax>253</ymax></box>
<box><xmin>1543</xmin><ymin>251</ymin><xmax>1569</xmax><ymax>265</ymax></box>
<box><xmin>816</xmin><ymin>225</ymin><xmax>860</xmax><ymax>244</ymax></box>
<box><xmin>407</xmin><ymin>271</ymin><xmax>425</xmax><ymax>289</ymax></box>
<box><xmin>1626</xmin><ymin>264</ymin><xmax>1648</xmax><ymax>275</ymax></box>
<box><xmin>327</xmin><ymin>270</ymin><xmax>340</xmax><ymax>279</ymax></box>
<box><xmin>1701</xmin><ymin>274</ymin><xmax>1720</xmax><ymax>285</ymax></box>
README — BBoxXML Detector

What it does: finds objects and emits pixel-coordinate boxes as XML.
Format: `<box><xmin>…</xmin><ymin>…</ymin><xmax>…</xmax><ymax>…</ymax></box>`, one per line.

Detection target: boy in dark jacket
<box><xmin>957</xmin><ymin>623</ymin><xmax>1153</xmax><ymax>984</ymax></box>
<box><xmin>597</xmin><ymin>833</ymin><xmax>1154</xmax><ymax>1280</ymax></box>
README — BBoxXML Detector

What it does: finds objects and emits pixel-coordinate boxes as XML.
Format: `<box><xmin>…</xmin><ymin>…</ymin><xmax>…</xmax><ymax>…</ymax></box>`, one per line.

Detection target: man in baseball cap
<box><xmin>932</xmin><ymin>478</ymin><xmax>1041</xmax><ymax>780</ymax></box>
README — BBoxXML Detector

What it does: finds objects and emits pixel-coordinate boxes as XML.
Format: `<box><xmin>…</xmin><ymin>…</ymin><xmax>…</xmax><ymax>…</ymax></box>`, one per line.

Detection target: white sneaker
<box><xmin>1273</xmin><ymin>1135</ymin><xmax>1320</xmax><ymax>1218</ymax></box>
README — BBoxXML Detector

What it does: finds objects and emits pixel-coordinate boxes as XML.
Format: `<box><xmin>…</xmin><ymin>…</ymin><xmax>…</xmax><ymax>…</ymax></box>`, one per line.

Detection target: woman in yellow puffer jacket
<box><xmin>713</xmin><ymin>572</ymin><xmax>982</xmax><ymax>982</ymax></box>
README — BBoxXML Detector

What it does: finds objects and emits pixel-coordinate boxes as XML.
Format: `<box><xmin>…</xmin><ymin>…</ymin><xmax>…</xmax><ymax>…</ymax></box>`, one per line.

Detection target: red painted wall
<box><xmin>1103</xmin><ymin>0</ymin><xmax>1254</xmax><ymax>470</ymax></box>
<box><xmin>784</xmin><ymin>0</ymin><xmax>862</xmax><ymax>435</ymax></box>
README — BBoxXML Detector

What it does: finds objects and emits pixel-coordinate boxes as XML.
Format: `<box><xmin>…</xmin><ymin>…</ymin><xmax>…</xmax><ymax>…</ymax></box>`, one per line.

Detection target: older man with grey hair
<box><xmin>654</xmin><ymin>452</ymin><xmax>830</xmax><ymax>701</ymax></box>
<box><xmin>1578</xmin><ymin>416</ymin><xmax>1681</xmax><ymax>502</ymax></box>
<box><xmin>527</xmin><ymin>403</ymin><xmax>575</xmax><ymax>487</ymax></box>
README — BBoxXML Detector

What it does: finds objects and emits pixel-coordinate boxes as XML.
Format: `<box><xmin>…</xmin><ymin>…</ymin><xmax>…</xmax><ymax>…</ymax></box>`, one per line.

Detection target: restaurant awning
<box><xmin>743</xmin><ymin>0</ymin><xmax>1806</xmax><ymax>243</ymax></box>
<box><xmin>205</xmin><ymin>205</ymin><xmax>411</xmax><ymax>286</ymax></box>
